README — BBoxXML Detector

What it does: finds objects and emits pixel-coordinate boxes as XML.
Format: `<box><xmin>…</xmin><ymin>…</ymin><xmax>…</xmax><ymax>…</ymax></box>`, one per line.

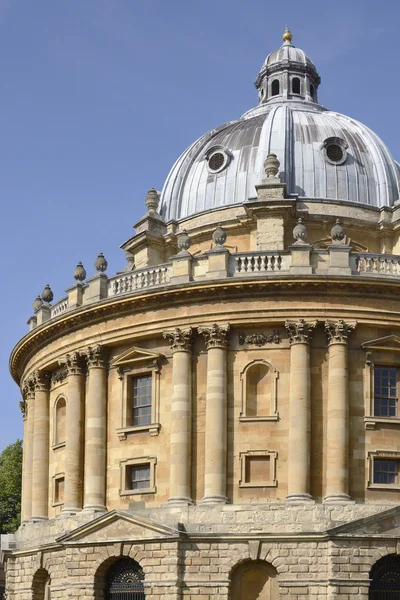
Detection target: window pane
<box><xmin>130</xmin><ymin>464</ymin><xmax>151</xmax><ymax>490</ymax></box>
<box><xmin>374</xmin><ymin>367</ymin><xmax>397</xmax><ymax>417</ymax></box>
<box><xmin>132</xmin><ymin>375</ymin><xmax>152</xmax><ymax>426</ymax></box>
<box><xmin>374</xmin><ymin>460</ymin><xmax>398</xmax><ymax>484</ymax></box>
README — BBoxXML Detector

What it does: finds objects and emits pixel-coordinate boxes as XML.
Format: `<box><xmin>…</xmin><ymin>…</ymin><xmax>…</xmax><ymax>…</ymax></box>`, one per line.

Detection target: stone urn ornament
<box><xmin>32</xmin><ymin>295</ymin><xmax>43</xmax><ymax>313</ymax></box>
<box><xmin>177</xmin><ymin>230</ymin><xmax>192</xmax><ymax>253</ymax></box>
<box><xmin>331</xmin><ymin>219</ymin><xmax>345</xmax><ymax>244</ymax></box>
<box><xmin>292</xmin><ymin>218</ymin><xmax>308</xmax><ymax>244</ymax></box>
<box><xmin>212</xmin><ymin>224</ymin><xmax>227</xmax><ymax>246</ymax></box>
<box><xmin>145</xmin><ymin>187</ymin><xmax>160</xmax><ymax>213</ymax></box>
<box><xmin>41</xmin><ymin>284</ymin><xmax>54</xmax><ymax>304</ymax></box>
<box><xmin>94</xmin><ymin>252</ymin><xmax>108</xmax><ymax>273</ymax></box>
<box><xmin>264</xmin><ymin>153</ymin><xmax>280</xmax><ymax>179</ymax></box>
<box><xmin>73</xmin><ymin>261</ymin><xmax>87</xmax><ymax>282</ymax></box>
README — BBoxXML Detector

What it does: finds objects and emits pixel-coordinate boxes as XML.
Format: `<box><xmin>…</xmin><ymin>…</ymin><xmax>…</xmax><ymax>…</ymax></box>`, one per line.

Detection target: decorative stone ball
<box><xmin>32</xmin><ymin>295</ymin><xmax>43</xmax><ymax>313</ymax></box>
<box><xmin>212</xmin><ymin>224</ymin><xmax>227</xmax><ymax>246</ymax></box>
<box><xmin>331</xmin><ymin>219</ymin><xmax>345</xmax><ymax>242</ymax></box>
<box><xmin>94</xmin><ymin>252</ymin><xmax>108</xmax><ymax>273</ymax></box>
<box><xmin>263</xmin><ymin>153</ymin><xmax>280</xmax><ymax>178</ymax></box>
<box><xmin>41</xmin><ymin>284</ymin><xmax>54</xmax><ymax>303</ymax></box>
<box><xmin>73</xmin><ymin>261</ymin><xmax>87</xmax><ymax>282</ymax></box>
<box><xmin>177</xmin><ymin>230</ymin><xmax>192</xmax><ymax>252</ymax></box>
<box><xmin>293</xmin><ymin>218</ymin><xmax>307</xmax><ymax>243</ymax></box>
<box><xmin>145</xmin><ymin>187</ymin><xmax>160</xmax><ymax>212</ymax></box>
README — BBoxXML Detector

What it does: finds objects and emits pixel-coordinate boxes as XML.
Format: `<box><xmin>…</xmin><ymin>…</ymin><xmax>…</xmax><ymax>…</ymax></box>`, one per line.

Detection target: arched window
<box><xmin>370</xmin><ymin>555</ymin><xmax>400</xmax><ymax>600</ymax></box>
<box><xmin>105</xmin><ymin>557</ymin><xmax>145</xmax><ymax>600</ymax></box>
<box><xmin>32</xmin><ymin>568</ymin><xmax>51</xmax><ymax>600</ymax></box>
<box><xmin>230</xmin><ymin>560</ymin><xmax>279</xmax><ymax>600</ymax></box>
<box><xmin>292</xmin><ymin>77</ymin><xmax>300</xmax><ymax>94</ymax></box>
<box><xmin>240</xmin><ymin>360</ymin><xmax>278</xmax><ymax>420</ymax></box>
<box><xmin>54</xmin><ymin>397</ymin><xmax>66</xmax><ymax>446</ymax></box>
<box><xmin>271</xmin><ymin>80</ymin><xmax>280</xmax><ymax>96</ymax></box>
<box><xmin>310</xmin><ymin>84</ymin><xmax>315</xmax><ymax>100</ymax></box>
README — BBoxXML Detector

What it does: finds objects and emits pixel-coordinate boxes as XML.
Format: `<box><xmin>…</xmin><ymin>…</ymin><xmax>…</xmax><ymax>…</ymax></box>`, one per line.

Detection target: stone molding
<box><xmin>59</xmin><ymin>352</ymin><xmax>86</xmax><ymax>376</ymax></box>
<box><xmin>163</xmin><ymin>327</ymin><xmax>193</xmax><ymax>352</ymax></box>
<box><xmin>83</xmin><ymin>345</ymin><xmax>108</xmax><ymax>369</ymax></box>
<box><xmin>198</xmin><ymin>323</ymin><xmax>230</xmax><ymax>349</ymax></box>
<box><xmin>238</xmin><ymin>330</ymin><xmax>281</xmax><ymax>346</ymax></box>
<box><xmin>285</xmin><ymin>319</ymin><xmax>316</xmax><ymax>345</ymax></box>
<box><xmin>325</xmin><ymin>319</ymin><xmax>356</xmax><ymax>345</ymax></box>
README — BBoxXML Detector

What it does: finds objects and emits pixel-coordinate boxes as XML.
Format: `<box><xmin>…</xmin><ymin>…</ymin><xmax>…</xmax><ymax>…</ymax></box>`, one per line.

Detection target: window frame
<box><xmin>239</xmin><ymin>450</ymin><xmax>277</xmax><ymax>488</ymax></box>
<box><xmin>119</xmin><ymin>457</ymin><xmax>157</xmax><ymax>496</ymax></box>
<box><xmin>52</xmin><ymin>472</ymin><xmax>65</xmax><ymax>507</ymax></box>
<box><xmin>52</xmin><ymin>394</ymin><xmax>67</xmax><ymax>450</ymax></box>
<box><xmin>240</xmin><ymin>359</ymin><xmax>279</xmax><ymax>422</ymax></box>
<box><xmin>116</xmin><ymin>360</ymin><xmax>161</xmax><ymax>440</ymax></box>
<box><xmin>363</xmin><ymin>349</ymin><xmax>400</xmax><ymax>429</ymax></box>
<box><xmin>367</xmin><ymin>450</ymin><xmax>400</xmax><ymax>490</ymax></box>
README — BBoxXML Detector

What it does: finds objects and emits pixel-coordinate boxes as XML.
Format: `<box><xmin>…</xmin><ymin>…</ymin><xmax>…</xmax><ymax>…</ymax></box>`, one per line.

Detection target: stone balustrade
<box><xmin>29</xmin><ymin>248</ymin><xmax>400</xmax><ymax>329</ymax></box>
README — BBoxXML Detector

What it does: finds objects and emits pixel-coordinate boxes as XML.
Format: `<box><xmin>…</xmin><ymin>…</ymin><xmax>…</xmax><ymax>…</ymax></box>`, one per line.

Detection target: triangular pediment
<box><xmin>328</xmin><ymin>506</ymin><xmax>400</xmax><ymax>537</ymax></box>
<box><xmin>362</xmin><ymin>335</ymin><xmax>400</xmax><ymax>352</ymax></box>
<box><xmin>56</xmin><ymin>510</ymin><xmax>183</xmax><ymax>545</ymax></box>
<box><xmin>110</xmin><ymin>346</ymin><xmax>164</xmax><ymax>368</ymax></box>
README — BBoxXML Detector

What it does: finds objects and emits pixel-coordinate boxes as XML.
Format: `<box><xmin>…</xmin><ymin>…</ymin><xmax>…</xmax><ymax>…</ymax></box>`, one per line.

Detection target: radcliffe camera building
<box><xmin>3</xmin><ymin>28</ymin><xmax>400</xmax><ymax>600</ymax></box>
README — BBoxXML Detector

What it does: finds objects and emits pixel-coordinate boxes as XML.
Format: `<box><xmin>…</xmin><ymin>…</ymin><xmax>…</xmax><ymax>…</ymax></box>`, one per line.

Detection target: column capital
<box><xmin>59</xmin><ymin>352</ymin><xmax>86</xmax><ymax>376</ymax></box>
<box><xmin>325</xmin><ymin>319</ymin><xmax>357</xmax><ymax>345</ymax></box>
<box><xmin>21</xmin><ymin>376</ymin><xmax>35</xmax><ymax>400</ymax></box>
<box><xmin>83</xmin><ymin>345</ymin><xmax>109</xmax><ymax>369</ymax></box>
<box><xmin>32</xmin><ymin>370</ymin><xmax>51</xmax><ymax>392</ymax></box>
<box><xmin>19</xmin><ymin>400</ymin><xmax>27</xmax><ymax>420</ymax></box>
<box><xmin>285</xmin><ymin>319</ymin><xmax>316</xmax><ymax>345</ymax></box>
<box><xmin>198</xmin><ymin>323</ymin><xmax>230</xmax><ymax>350</ymax></box>
<box><xmin>163</xmin><ymin>327</ymin><xmax>193</xmax><ymax>352</ymax></box>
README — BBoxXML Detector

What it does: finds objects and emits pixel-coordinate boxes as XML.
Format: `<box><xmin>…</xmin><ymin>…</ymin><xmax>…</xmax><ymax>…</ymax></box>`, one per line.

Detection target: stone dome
<box><xmin>160</xmin><ymin>31</ymin><xmax>400</xmax><ymax>222</ymax></box>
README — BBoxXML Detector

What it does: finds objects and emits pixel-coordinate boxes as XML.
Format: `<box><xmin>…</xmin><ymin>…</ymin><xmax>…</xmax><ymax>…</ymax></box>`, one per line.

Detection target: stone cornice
<box><xmin>10</xmin><ymin>276</ymin><xmax>400</xmax><ymax>385</ymax></box>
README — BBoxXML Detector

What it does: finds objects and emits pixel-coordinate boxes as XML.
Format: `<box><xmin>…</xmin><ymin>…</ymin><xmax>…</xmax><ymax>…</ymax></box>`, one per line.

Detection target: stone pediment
<box><xmin>362</xmin><ymin>335</ymin><xmax>400</xmax><ymax>352</ymax></box>
<box><xmin>110</xmin><ymin>346</ymin><xmax>164</xmax><ymax>368</ymax></box>
<box><xmin>56</xmin><ymin>510</ymin><xmax>182</xmax><ymax>544</ymax></box>
<box><xmin>328</xmin><ymin>506</ymin><xmax>400</xmax><ymax>537</ymax></box>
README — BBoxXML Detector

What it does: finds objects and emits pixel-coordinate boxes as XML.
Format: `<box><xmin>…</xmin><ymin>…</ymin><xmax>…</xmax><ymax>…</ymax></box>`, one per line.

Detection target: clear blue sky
<box><xmin>0</xmin><ymin>0</ymin><xmax>398</xmax><ymax>450</ymax></box>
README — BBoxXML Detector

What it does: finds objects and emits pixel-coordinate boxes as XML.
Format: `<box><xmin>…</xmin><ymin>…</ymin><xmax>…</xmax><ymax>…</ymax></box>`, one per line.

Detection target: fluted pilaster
<box><xmin>31</xmin><ymin>370</ymin><xmax>51</xmax><ymax>520</ymax></box>
<box><xmin>324</xmin><ymin>319</ymin><xmax>356</xmax><ymax>503</ymax></box>
<box><xmin>83</xmin><ymin>345</ymin><xmax>108</xmax><ymax>512</ymax></box>
<box><xmin>164</xmin><ymin>327</ymin><xmax>194</xmax><ymax>505</ymax></box>
<box><xmin>199</xmin><ymin>323</ymin><xmax>230</xmax><ymax>504</ymax></box>
<box><xmin>285</xmin><ymin>319</ymin><xmax>316</xmax><ymax>502</ymax></box>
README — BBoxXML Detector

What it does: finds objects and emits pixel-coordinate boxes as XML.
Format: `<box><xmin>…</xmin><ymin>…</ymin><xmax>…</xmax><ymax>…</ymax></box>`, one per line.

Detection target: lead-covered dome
<box><xmin>160</xmin><ymin>30</ymin><xmax>400</xmax><ymax>222</ymax></box>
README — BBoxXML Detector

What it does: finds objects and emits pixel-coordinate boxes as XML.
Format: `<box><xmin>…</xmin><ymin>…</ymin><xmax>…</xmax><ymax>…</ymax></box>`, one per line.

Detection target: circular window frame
<box><xmin>205</xmin><ymin>146</ymin><xmax>232</xmax><ymax>174</ymax></box>
<box><xmin>321</xmin><ymin>136</ymin><xmax>348</xmax><ymax>166</ymax></box>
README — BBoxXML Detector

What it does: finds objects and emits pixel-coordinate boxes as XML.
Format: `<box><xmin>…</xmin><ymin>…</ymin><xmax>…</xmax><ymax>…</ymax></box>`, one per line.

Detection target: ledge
<box><xmin>239</xmin><ymin>415</ymin><xmax>279</xmax><ymax>422</ymax></box>
<box><xmin>116</xmin><ymin>424</ymin><xmax>161</xmax><ymax>440</ymax></box>
<box><xmin>364</xmin><ymin>416</ymin><xmax>400</xmax><ymax>430</ymax></box>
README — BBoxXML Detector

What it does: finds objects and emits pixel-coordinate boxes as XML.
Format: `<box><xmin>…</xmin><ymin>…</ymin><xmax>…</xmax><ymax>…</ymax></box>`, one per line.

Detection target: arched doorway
<box><xmin>370</xmin><ymin>555</ymin><xmax>400</xmax><ymax>599</ymax></box>
<box><xmin>105</xmin><ymin>557</ymin><xmax>145</xmax><ymax>600</ymax></box>
<box><xmin>32</xmin><ymin>568</ymin><xmax>51</xmax><ymax>600</ymax></box>
<box><xmin>230</xmin><ymin>560</ymin><xmax>279</xmax><ymax>600</ymax></box>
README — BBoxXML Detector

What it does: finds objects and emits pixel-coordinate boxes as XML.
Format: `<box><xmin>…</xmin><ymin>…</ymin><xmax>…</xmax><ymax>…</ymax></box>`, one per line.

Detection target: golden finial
<box><xmin>282</xmin><ymin>27</ymin><xmax>293</xmax><ymax>43</ymax></box>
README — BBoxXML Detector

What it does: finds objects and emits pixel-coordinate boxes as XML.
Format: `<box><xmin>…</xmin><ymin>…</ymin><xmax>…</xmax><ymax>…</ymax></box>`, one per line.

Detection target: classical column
<box><xmin>198</xmin><ymin>323</ymin><xmax>230</xmax><ymax>504</ymax></box>
<box><xmin>20</xmin><ymin>378</ymin><xmax>35</xmax><ymax>521</ymax></box>
<box><xmin>285</xmin><ymin>319</ymin><xmax>316</xmax><ymax>502</ymax></box>
<box><xmin>61</xmin><ymin>352</ymin><xmax>85</xmax><ymax>514</ymax></box>
<box><xmin>31</xmin><ymin>370</ymin><xmax>51</xmax><ymax>520</ymax></box>
<box><xmin>83</xmin><ymin>345</ymin><xmax>108</xmax><ymax>512</ymax></box>
<box><xmin>163</xmin><ymin>327</ymin><xmax>193</xmax><ymax>505</ymax></box>
<box><xmin>324</xmin><ymin>319</ymin><xmax>356</xmax><ymax>503</ymax></box>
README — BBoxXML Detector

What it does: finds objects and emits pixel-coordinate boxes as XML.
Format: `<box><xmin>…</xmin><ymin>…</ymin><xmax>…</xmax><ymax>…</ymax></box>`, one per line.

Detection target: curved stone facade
<box><xmin>3</xmin><ymin>28</ymin><xmax>400</xmax><ymax>600</ymax></box>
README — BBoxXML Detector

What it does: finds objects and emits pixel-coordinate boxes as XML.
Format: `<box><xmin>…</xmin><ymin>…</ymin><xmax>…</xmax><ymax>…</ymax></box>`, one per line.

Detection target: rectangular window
<box><xmin>132</xmin><ymin>375</ymin><xmax>152</xmax><ymax>426</ymax></box>
<box><xmin>373</xmin><ymin>459</ymin><xmax>398</xmax><ymax>485</ymax></box>
<box><xmin>128</xmin><ymin>464</ymin><xmax>150</xmax><ymax>491</ymax></box>
<box><xmin>374</xmin><ymin>366</ymin><xmax>397</xmax><ymax>417</ymax></box>
<box><xmin>54</xmin><ymin>476</ymin><xmax>64</xmax><ymax>504</ymax></box>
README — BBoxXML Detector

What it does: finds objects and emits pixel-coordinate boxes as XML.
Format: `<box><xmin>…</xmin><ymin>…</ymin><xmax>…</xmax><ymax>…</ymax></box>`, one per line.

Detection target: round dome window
<box><xmin>206</xmin><ymin>148</ymin><xmax>231</xmax><ymax>174</ymax></box>
<box><xmin>321</xmin><ymin>137</ymin><xmax>348</xmax><ymax>165</ymax></box>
